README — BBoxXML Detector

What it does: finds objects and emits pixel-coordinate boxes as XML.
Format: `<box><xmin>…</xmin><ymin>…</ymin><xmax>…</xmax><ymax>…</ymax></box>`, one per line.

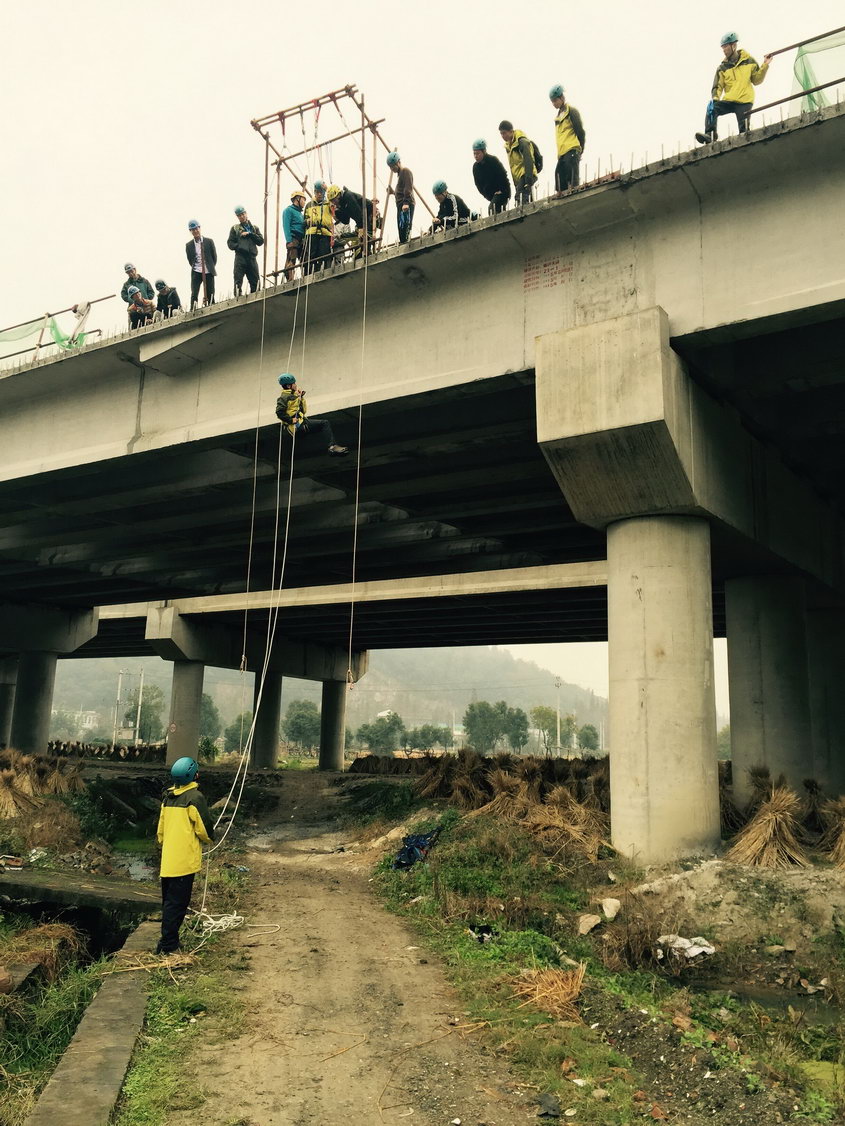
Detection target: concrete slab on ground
<box><xmin>0</xmin><ymin>866</ymin><xmax>158</xmax><ymax>912</ymax></box>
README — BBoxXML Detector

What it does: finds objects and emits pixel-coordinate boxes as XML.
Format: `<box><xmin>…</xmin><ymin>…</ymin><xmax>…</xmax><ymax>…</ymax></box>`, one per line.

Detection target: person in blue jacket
<box><xmin>283</xmin><ymin>189</ymin><xmax>307</xmax><ymax>281</ymax></box>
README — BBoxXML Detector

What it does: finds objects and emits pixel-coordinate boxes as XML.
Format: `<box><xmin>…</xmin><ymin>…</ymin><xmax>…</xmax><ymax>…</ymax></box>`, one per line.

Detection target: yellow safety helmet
<box><xmin>290</xmin><ymin>189</ymin><xmax>306</xmax><ymax>202</ymax></box>
<box><xmin>326</xmin><ymin>184</ymin><xmax>342</xmax><ymax>202</ymax></box>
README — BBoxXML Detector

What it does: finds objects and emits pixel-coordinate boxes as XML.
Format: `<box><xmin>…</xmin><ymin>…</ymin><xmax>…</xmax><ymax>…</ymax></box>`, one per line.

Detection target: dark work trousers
<box><xmin>397</xmin><ymin>202</ymin><xmax>415</xmax><ymax>243</ymax></box>
<box><xmin>233</xmin><ymin>251</ymin><xmax>260</xmax><ymax>295</ymax></box>
<box><xmin>157</xmin><ymin>872</ymin><xmax>195</xmax><ymax>953</ymax></box>
<box><xmin>704</xmin><ymin>99</ymin><xmax>752</xmax><ymax>138</ymax></box>
<box><xmin>554</xmin><ymin>150</ymin><xmax>581</xmax><ymax>192</ymax></box>
<box><xmin>190</xmin><ymin>270</ymin><xmax>215</xmax><ymax>308</ymax></box>
<box><xmin>488</xmin><ymin>194</ymin><xmax>509</xmax><ymax>215</ymax></box>
<box><xmin>284</xmin><ymin>238</ymin><xmax>303</xmax><ymax>281</ymax></box>
<box><xmin>305</xmin><ymin>234</ymin><xmax>332</xmax><ymax>274</ymax></box>
<box><xmin>514</xmin><ymin>177</ymin><xmax>534</xmax><ymax>205</ymax></box>
<box><xmin>129</xmin><ymin>309</ymin><xmax>153</xmax><ymax>329</ymax></box>
<box><xmin>299</xmin><ymin>418</ymin><xmax>337</xmax><ymax>447</ymax></box>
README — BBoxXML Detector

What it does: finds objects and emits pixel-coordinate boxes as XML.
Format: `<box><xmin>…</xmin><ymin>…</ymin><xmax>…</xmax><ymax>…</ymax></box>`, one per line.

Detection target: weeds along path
<box><xmin>170</xmin><ymin>773</ymin><xmax>529</xmax><ymax>1126</ymax></box>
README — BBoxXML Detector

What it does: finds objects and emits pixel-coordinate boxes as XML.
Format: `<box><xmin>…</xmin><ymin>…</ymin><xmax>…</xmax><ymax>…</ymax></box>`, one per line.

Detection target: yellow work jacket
<box><xmin>554</xmin><ymin>105</ymin><xmax>583</xmax><ymax>157</ymax></box>
<box><xmin>157</xmin><ymin>782</ymin><xmax>214</xmax><ymax>878</ymax></box>
<box><xmin>305</xmin><ymin>199</ymin><xmax>333</xmax><ymax>236</ymax></box>
<box><xmin>713</xmin><ymin>49</ymin><xmax>769</xmax><ymax>104</ymax></box>
<box><xmin>275</xmin><ymin>388</ymin><xmax>307</xmax><ymax>436</ymax></box>
<box><xmin>504</xmin><ymin>130</ymin><xmax>535</xmax><ymax>180</ymax></box>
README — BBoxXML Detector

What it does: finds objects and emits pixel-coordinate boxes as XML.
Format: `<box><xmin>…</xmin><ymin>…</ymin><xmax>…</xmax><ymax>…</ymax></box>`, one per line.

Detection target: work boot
<box><xmin>328</xmin><ymin>444</ymin><xmax>349</xmax><ymax>457</ymax></box>
<box><xmin>695</xmin><ymin>131</ymin><xmax>713</xmax><ymax>144</ymax></box>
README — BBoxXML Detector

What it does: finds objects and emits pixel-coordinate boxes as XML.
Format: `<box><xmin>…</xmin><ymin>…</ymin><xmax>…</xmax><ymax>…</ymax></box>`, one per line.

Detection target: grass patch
<box><xmin>112</xmin><ymin>833</ymin><xmax>156</xmax><ymax>855</ymax></box>
<box><xmin>340</xmin><ymin>779</ymin><xmax>428</xmax><ymax>828</ymax></box>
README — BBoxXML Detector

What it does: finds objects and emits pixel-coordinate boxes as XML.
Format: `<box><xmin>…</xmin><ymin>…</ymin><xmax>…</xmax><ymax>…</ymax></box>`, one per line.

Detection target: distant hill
<box><xmin>52</xmin><ymin>645</ymin><xmax>606</xmax><ymax>738</ymax></box>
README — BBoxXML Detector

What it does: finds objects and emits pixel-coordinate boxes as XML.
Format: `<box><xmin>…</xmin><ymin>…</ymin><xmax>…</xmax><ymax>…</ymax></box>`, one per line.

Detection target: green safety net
<box><xmin>0</xmin><ymin>315</ymin><xmax>87</xmax><ymax>352</ymax></box>
<box><xmin>792</xmin><ymin>30</ymin><xmax>845</xmax><ymax>111</ymax></box>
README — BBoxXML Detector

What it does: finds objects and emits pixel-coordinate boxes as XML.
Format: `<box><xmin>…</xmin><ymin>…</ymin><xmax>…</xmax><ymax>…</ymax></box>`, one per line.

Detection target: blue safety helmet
<box><xmin>188</xmin><ymin>219</ymin><xmax>200</xmax><ymax>230</ymax></box>
<box><xmin>720</xmin><ymin>31</ymin><xmax>738</xmax><ymax>45</ymax></box>
<box><xmin>549</xmin><ymin>84</ymin><xmax>565</xmax><ymax>100</ymax></box>
<box><xmin>432</xmin><ymin>180</ymin><xmax>447</xmax><ymax>194</ymax></box>
<box><xmin>472</xmin><ymin>138</ymin><xmax>487</xmax><ymax>151</ymax></box>
<box><xmin>234</xmin><ymin>205</ymin><xmax>246</xmax><ymax>214</ymax></box>
<box><xmin>386</xmin><ymin>151</ymin><xmax>401</xmax><ymax>167</ymax></box>
<box><xmin>313</xmin><ymin>180</ymin><xmax>326</xmax><ymax>193</ymax></box>
<box><xmin>278</xmin><ymin>372</ymin><xmax>296</xmax><ymax>386</ymax></box>
<box><xmin>171</xmin><ymin>756</ymin><xmax>199</xmax><ymax>782</ymax></box>
<box><xmin>127</xmin><ymin>285</ymin><xmax>139</xmax><ymax>296</ymax></box>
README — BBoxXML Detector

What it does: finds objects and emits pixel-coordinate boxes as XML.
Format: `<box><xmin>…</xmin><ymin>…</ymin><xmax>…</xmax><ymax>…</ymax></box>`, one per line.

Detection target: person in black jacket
<box><xmin>431</xmin><ymin>181</ymin><xmax>470</xmax><ymax>231</ymax></box>
<box><xmin>185</xmin><ymin>220</ymin><xmax>217</xmax><ymax>308</ymax></box>
<box><xmin>227</xmin><ymin>206</ymin><xmax>265</xmax><ymax>295</ymax></box>
<box><xmin>155</xmin><ymin>279</ymin><xmax>182</xmax><ymax>318</ymax></box>
<box><xmin>327</xmin><ymin>185</ymin><xmax>376</xmax><ymax>257</ymax></box>
<box><xmin>471</xmin><ymin>139</ymin><xmax>510</xmax><ymax>214</ymax></box>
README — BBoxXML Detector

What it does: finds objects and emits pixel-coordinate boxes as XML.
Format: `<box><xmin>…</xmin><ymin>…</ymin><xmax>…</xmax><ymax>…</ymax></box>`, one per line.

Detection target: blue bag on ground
<box><xmin>392</xmin><ymin>826</ymin><xmax>442</xmax><ymax>870</ymax></box>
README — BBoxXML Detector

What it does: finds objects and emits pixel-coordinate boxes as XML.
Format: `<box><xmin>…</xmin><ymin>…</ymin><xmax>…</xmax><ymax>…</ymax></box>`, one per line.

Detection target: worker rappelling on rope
<box><xmin>549</xmin><ymin>85</ymin><xmax>585</xmax><ymax>194</ymax></box>
<box><xmin>696</xmin><ymin>32</ymin><xmax>773</xmax><ymax>144</ymax></box>
<box><xmin>275</xmin><ymin>373</ymin><xmax>349</xmax><ymax>456</ymax></box>
<box><xmin>156</xmin><ymin>756</ymin><xmax>215</xmax><ymax>955</ymax></box>
<box><xmin>227</xmin><ymin>206</ymin><xmax>265</xmax><ymax>296</ymax></box>
<box><xmin>186</xmin><ymin>219</ymin><xmax>217</xmax><ymax>308</ymax></box>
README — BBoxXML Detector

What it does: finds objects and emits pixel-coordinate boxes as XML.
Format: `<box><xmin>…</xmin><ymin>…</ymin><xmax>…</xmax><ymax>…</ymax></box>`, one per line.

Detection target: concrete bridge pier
<box><xmin>805</xmin><ymin>606</ymin><xmax>845</xmax><ymax>797</ymax></box>
<box><xmin>319</xmin><ymin>680</ymin><xmax>347</xmax><ymax>771</ymax></box>
<box><xmin>725</xmin><ymin>577</ymin><xmax>812</xmax><ymax>806</ymax></box>
<box><xmin>607</xmin><ymin>515</ymin><xmax>720</xmax><ymax>862</ymax></box>
<box><xmin>0</xmin><ymin>656</ymin><xmax>17</xmax><ymax>748</ymax></box>
<box><xmin>252</xmin><ymin>670</ymin><xmax>283</xmax><ymax>769</ymax></box>
<box><xmin>167</xmin><ymin>660</ymin><xmax>205</xmax><ymax>767</ymax></box>
<box><xmin>9</xmin><ymin>651</ymin><xmax>58</xmax><ymax>756</ymax></box>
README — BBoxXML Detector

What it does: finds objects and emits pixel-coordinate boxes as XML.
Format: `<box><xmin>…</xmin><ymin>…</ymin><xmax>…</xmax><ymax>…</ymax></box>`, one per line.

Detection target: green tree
<box><xmin>463</xmin><ymin>701</ymin><xmax>502</xmax><ymax>754</ymax></box>
<box><xmin>224</xmin><ymin>711</ymin><xmax>253</xmax><ymax>753</ymax></box>
<box><xmin>578</xmin><ymin>723</ymin><xmax>600</xmax><ymax>751</ymax></box>
<box><xmin>199</xmin><ymin>693</ymin><xmax>222</xmax><ymax>740</ymax></box>
<box><xmin>124</xmin><ymin>684</ymin><xmax>165</xmax><ymax>743</ymax></box>
<box><xmin>357</xmin><ymin>712</ymin><xmax>405</xmax><ymax>755</ymax></box>
<box><xmin>50</xmin><ymin>708</ymin><xmax>80</xmax><ymax>741</ymax></box>
<box><xmin>717</xmin><ymin>724</ymin><xmax>731</xmax><ymax>760</ymax></box>
<box><xmin>283</xmin><ymin>699</ymin><xmax>321</xmax><ymax>748</ymax></box>
<box><xmin>504</xmin><ymin>706</ymin><xmax>530</xmax><ymax>753</ymax></box>
<box><xmin>530</xmin><ymin>705</ymin><xmax>557</xmax><ymax>754</ymax></box>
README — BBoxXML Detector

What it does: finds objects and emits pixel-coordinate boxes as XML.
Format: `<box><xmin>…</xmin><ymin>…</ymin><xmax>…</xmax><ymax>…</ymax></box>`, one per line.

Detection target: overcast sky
<box><xmin>3</xmin><ymin>1</ymin><xmax>841</xmax><ymax>712</ymax></box>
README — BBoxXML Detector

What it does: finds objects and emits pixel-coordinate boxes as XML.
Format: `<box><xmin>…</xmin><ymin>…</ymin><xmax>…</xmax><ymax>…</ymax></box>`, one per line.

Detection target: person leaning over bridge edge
<box><xmin>275</xmin><ymin>373</ymin><xmax>349</xmax><ymax>457</ymax></box>
<box><xmin>430</xmin><ymin>181</ymin><xmax>471</xmax><ymax>232</ymax></box>
<box><xmin>227</xmin><ymin>205</ymin><xmax>264</xmax><ymax>296</ymax></box>
<box><xmin>126</xmin><ymin>285</ymin><xmax>155</xmax><ymax>328</ymax></box>
<box><xmin>155</xmin><ymin>279</ymin><xmax>182</xmax><ymax>318</ymax></box>
<box><xmin>304</xmin><ymin>181</ymin><xmax>333</xmax><ymax>274</ymax></box>
<box><xmin>471</xmin><ymin>138</ymin><xmax>510</xmax><ymax>214</ymax></box>
<box><xmin>186</xmin><ymin>219</ymin><xmax>217</xmax><ymax>308</ymax></box>
<box><xmin>696</xmin><ymin>31</ymin><xmax>772</xmax><ymax>145</ymax></box>
<box><xmin>283</xmin><ymin>189</ymin><xmax>307</xmax><ymax>281</ymax></box>
<box><xmin>120</xmin><ymin>263</ymin><xmax>154</xmax><ymax>305</ymax></box>
<box><xmin>327</xmin><ymin>184</ymin><xmax>376</xmax><ymax>258</ymax></box>
<box><xmin>549</xmin><ymin>84</ymin><xmax>585</xmax><ymax>194</ymax></box>
<box><xmin>156</xmin><ymin>756</ymin><xmax>214</xmax><ymax>955</ymax></box>
<box><xmin>499</xmin><ymin>120</ymin><xmax>538</xmax><ymax>205</ymax></box>
<box><xmin>386</xmin><ymin>151</ymin><xmax>414</xmax><ymax>243</ymax></box>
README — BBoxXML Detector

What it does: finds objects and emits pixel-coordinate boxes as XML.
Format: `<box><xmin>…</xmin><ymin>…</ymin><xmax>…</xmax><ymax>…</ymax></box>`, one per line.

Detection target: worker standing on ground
<box><xmin>471</xmin><ymin>139</ymin><xmax>510</xmax><ymax>214</ymax></box>
<box><xmin>275</xmin><ymin>373</ymin><xmax>349</xmax><ymax>456</ymax></box>
<box><xmin>186</xmin><ymin>220</ymin><xmax>217</xmax><ymax>308</ymax></box>
<box><xmin>227</xmin><ymin>206</ymin><xmax>264</xmax><ymax>296</ymax></box>
<box><xmin>155</xmin><ymin>279</ymin><xmax>182</xmax><ymax>318</ymax></box>
<box><xmin>156</xmin><ymin>757</ymin><xmax>214</xmax><ymax>955</ymax></box>
<box><xmin>283</xmin><ymin>190</ymin><xmax>307</xmax><ymax>281</ymax></box>
<box><xmin>387</xmin><ymin>151</ymin><xmax>414</xmax><ymax>243</ymax></box>
<box><xmin>431</xmin><ymin>181</ymin><xmax>471</xmax><ymax>231</ymax></box>
<box><xmin>499</xmin><ymin>120</ymin><xmax>540</xmax><ymax>205</ymax></box>
<box><xmin>696</xmin><ymin>32</ymin><xmax>772</xmax><ymax>144</ymax></box>
<box><xmin>120</xmin><ymin>264</ymin><xmax>154</xmax><ymax>305</ymax></box>
<box><xmin>549</xmin><ymin>85</ymin><xmax>585</xmax><ymax>193</ymax></box>
<box><xmin>304</xmin><ymin>181</ymin><xmax>333</xmax><ymax>274</ymax></box>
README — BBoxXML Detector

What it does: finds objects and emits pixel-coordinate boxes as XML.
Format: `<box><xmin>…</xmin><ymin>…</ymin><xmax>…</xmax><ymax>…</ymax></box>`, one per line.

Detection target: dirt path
<box><xmin>173</xmin><ymin>775</ymin><xmax>531</xmax><ymax>1126</ymax></box>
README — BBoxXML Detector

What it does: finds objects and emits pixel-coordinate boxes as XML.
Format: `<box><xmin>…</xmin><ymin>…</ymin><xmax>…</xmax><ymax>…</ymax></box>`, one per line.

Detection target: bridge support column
<box><xmin>608</xmin><ymin>515</ymin><xmax>719</xmax><ymax>862</ymax></box>
<box><xmin>10</xmin><ymin>651</ymin><xmax>58</xmax><ymax>756</ymax></box>
<box><xmin>0</xmin><ymin>656</ymin><xmax>17</xmax><ymax>749</ymax></box>
<box><xmin>726</xmin><ymin>577</ymin><xmax>811</xmax><ymax>806</ymax></box>
<box><xmin>252</xmin><ymin>671</ymin><xmax>283</xmax><ymax>769</ymax></box>
<box><xmin>319</xmin><ymin>681</ymin><xmax>347</xmax><ymax>772</ymax></box>
<box><xmin>167</xmin><ymin>661</ymin><xmax>204</xmax><ymax>766</ymax></box>
<box><xmin>805</xmin><ymin>607</ymin><xmax>845</xmax><ymax>797</ymax></box>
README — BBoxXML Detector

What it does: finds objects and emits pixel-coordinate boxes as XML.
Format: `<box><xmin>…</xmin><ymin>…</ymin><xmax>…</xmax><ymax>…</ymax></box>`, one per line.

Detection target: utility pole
<box><xmin>554</xmin><ymin>676</ymin><xmax>561</xmax><ymax>757</ymax></box>
<box><xmin>112</xmin><ymin>668</ymin><xmax>127</xmax><ymax>746</ymax></box>
<box><xmin>133</xmin><ymin>668</ymin><xmax>145</xmax><ymax>745</ymax></box>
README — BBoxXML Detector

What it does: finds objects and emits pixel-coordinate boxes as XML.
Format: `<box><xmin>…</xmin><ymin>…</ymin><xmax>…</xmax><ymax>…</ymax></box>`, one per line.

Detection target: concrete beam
<box><xmin>166</xmin><ymin>661</ymin><xmax>204</xmax><ymax>767</ymax></box>
<box><xmin>145</xmin><ymin>605</ymin><xmax>366</xmax><ymax>683</ymax></box>
<box><xmin>537</xmin><ymin>306</ymin><xmax>844</xmax><ymax>593</ymax></box>
<box><xmin>0</xmin><ymin>603</ymin><xmax>98</xmax><ymax>655</ymax></box>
